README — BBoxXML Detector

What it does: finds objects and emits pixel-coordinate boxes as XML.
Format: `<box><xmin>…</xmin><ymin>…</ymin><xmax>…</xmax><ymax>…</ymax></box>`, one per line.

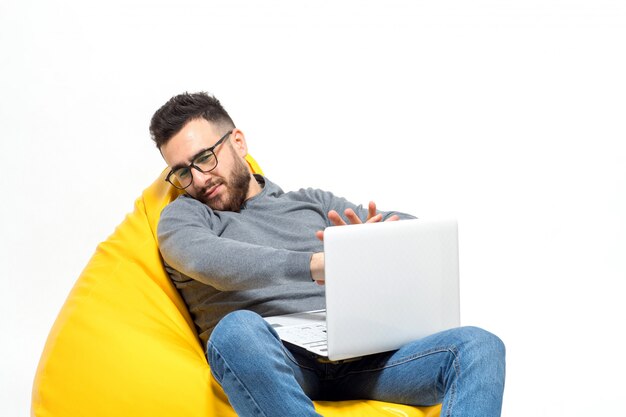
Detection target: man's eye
<box><xmin>175</xmin><ymin>168</ymin><xmax>191</xmax><ymax>179</ymax></box>
<box><xmin>196</xmin><ymin>153</ymin><xmax>214</xmax><ymax>164</ymax></box>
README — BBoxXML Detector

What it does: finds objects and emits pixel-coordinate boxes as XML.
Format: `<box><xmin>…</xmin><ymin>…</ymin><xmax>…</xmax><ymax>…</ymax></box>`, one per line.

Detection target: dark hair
<box><xmin>149</xmin><ymin>92</ymin><xmax>236</xmax><ymax>148</ymax></box>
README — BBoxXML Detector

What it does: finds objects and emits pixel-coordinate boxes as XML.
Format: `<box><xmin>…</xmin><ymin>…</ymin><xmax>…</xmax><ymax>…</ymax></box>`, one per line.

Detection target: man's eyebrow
<box><xmin>171</xmin><ymin>147</ymin><xmax>210</xmax><ymax>171</ymax></box>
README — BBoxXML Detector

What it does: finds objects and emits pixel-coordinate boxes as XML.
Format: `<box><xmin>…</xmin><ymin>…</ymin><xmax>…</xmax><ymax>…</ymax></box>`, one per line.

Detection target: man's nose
<box><xmin>191</xmin><ymin>167</ymin><xmax>213</xmax><ymax>187</ymax></box>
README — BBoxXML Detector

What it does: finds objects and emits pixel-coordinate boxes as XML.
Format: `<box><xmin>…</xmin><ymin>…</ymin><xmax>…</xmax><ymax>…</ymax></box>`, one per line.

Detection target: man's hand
<box><xmin>315</xmin><ymin>201</ymin><xmax>399</xmax><ymax>241</ymax></box>
<box><xmin>311</xmin><ymin>201</ymin><xmax>400</xmax><ymax>285</ymax></box>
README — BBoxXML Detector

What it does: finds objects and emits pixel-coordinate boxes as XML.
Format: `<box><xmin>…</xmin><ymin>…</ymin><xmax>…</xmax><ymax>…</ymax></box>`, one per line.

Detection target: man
<box><xmin>150</xmin><ymin>92</ymin><xmax>506</xmax><ymax>417</ymax></box>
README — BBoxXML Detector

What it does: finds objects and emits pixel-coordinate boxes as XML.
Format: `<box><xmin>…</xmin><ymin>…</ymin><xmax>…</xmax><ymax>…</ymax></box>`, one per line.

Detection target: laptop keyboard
<box><xmin>276</xmin><ymin>323</ymin><xmax>328</xmax><ymax>350</ymax></box>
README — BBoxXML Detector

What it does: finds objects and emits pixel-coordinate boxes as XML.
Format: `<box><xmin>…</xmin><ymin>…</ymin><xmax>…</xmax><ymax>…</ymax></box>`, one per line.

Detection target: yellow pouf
<box><xmin>32</xmin><ymin>155</ymin><xmax>441</xmax><ymax>417</ymax></box>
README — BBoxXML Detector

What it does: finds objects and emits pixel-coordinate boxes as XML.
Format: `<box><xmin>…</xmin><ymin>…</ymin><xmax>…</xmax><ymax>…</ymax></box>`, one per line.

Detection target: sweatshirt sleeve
<box><xmin>157</xmin><ymin>198</ymin><xmax>313</xmax><ymax>292</ymax></box>
<box><xmin>297</xmin><ymin>188</ymin><xmax>417</xmax><ymax>224</ymax></box>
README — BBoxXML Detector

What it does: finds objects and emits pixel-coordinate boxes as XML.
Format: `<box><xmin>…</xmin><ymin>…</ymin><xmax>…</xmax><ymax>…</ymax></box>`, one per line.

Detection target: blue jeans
<box><xmin>207</xmin><ymin>310</ymin><xmax>505</xmax><ymax>417</ymax></box>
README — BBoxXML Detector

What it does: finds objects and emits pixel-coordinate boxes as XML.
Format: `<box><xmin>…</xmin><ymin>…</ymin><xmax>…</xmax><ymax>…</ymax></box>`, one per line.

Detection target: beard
<box><xmin>197</xmin><ymin>155</ymin><xmax>252</xmax><ymax>212</ymax></box>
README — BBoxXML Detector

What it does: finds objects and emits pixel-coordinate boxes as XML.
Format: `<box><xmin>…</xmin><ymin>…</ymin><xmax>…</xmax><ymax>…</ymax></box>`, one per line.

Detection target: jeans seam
<box><xmin>325</xmin><ymin>346</ymin><xmax>460</xmax><ymax>412</ymax></box>
<box><xmin>328</xmin><ymin>347</ymin><xmax>456</xmax><ymax>378</ymax></box>
<box><xmin>444</xmin><ymin>346</ymin><xmax>460</xmax><ymax>417</ymax></box>
<box><xmin>208</xmin><ymin>341</ymin><xmax>268</xmax><ymax>417</ymax></box>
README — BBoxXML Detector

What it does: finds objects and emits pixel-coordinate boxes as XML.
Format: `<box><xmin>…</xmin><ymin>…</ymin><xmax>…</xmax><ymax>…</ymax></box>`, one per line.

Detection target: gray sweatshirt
<box><xmin>157</xmin><ymin>175</ymin><xmax>413</xmax><ymax>346</ymax></box>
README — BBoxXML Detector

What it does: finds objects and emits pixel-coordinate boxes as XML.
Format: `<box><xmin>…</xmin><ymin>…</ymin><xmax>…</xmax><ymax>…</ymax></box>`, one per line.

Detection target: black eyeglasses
<box><xmin>165</xmin><ymin>129</ymin><xmax>233</xmax><ymax>190</ymax></box>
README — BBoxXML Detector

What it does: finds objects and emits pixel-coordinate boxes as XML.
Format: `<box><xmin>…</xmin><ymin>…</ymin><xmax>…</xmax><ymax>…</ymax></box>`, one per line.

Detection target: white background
<box><xmin>1</xmin><ymin>1</ymin><xmax>625</xmax><ymax>416</ymax></box>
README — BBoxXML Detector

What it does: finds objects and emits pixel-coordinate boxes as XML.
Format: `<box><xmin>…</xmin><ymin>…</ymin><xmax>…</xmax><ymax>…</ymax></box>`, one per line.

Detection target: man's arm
<box><xmin>158</xmin><ymin>186</ymin><xmax>414</xmax><ymax>289</ymax></box>
<box><xmin>158</xmin><ymin>197</ymin><xmax>315</xmax><ymax>291</ymax></box>
<box><xmin>309</xmin><ymin>252</ymin><xmax>325</xmax><ymax>284</ymax></box>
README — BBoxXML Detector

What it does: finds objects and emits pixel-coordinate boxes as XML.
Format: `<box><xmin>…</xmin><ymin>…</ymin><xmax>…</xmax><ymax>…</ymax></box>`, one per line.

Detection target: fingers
<box><xmin>328</xmin><ymin>210</ymin><xmax>347</xmax><ymax>226</ymax></box>
<box><xmin>367</xmin><ymin>201</ymin><xmax>377</xmax><ymax>221</ymax></box>
<box><xmin>344</xmin><ymin>208</ymin><xmax>362</xmax><ymax>225</ymax></box>
<box><xmin>366</xmin><ymin>213</ymin><xmax>383</xmax><ymax>223</ymax></box>
<box><xmin>318</xmin><ymin>213</ymin><xmax>389</xmax><ymax>241</ymax></box>
<box><xmin>319</xmin><ymin>204</ymin><xmax>397</xmax><ymax>247</ymax></box>
<box><xmin>329</xmin><ymin>204</ymin><xmax>386</xmax><ymax>226</ymax></box>
<box><xmin>365</xmin><ymin>201</ymin><xmax>386</xmax><ymax>223</ymax></box>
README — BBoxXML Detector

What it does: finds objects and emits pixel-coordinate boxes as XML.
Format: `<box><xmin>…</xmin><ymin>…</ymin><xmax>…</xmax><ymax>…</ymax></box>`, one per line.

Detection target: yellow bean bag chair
<box><xmin>32</xmin><ymin>155</ymin><xmax>441</xmax><ymax>417</ymax></box>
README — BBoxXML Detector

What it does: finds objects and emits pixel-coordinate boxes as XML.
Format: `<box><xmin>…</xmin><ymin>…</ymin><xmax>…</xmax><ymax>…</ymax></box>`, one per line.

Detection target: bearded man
<box><xmin>150</xmin><ymin>92</ymin><xmax>506</xmax><ymax>417</ymax></box>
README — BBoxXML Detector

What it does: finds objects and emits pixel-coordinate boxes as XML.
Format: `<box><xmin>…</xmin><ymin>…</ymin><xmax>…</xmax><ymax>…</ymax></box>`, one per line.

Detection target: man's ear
<box><xmin>230</xmin><ymin>128</ymin><xmax>248</xmax><ymax>157</ymax></box>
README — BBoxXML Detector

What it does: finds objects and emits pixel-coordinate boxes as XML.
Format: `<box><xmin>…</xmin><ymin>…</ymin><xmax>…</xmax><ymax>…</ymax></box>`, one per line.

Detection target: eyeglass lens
<box><xmin>170</xmin><ymin>150</ymin><xmax>218</xmax><ymax>189</ymax></box>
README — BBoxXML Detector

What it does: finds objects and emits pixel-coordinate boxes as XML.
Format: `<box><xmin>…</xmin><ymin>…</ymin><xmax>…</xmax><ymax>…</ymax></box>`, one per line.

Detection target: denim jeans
<box><xmin>207</xmin><ymin>310</ymin><xmax>505</xmax><ymax>417</ymax></box>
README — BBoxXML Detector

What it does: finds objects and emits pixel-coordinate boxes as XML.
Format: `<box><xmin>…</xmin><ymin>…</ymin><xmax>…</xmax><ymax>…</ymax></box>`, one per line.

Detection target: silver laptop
<box><xmin>264</xmin><ymin>218</ymin><xmax>460</xmax><ymax>361</ymax></box>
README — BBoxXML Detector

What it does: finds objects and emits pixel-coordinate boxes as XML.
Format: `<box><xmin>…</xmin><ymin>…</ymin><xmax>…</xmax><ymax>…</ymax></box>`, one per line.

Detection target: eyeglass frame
<box><xmin>165</xmin><ymin>129</ymin><xmax>234</xmax><ymax>190</ymax></box>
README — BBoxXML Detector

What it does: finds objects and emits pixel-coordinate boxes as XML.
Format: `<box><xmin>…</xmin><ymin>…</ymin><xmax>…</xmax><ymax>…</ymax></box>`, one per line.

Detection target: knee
<box><xmin>453</xmin><ymin>326</ymin><xmax>505</xmax><ymax>364</ymax></box>
<box><xmin>207</xmin><ymin>311</ymin><xmax>284</xmax><ymax>383</ymax></box>
<box><xmin>468</xmin><ymin>326</ymin><xmax>505</xmax><ymax>353</ymax></box>
<box><xmin>446</xmin><ymin>327</ymin><xmax>506</xmax><ymax>361</ymax></box>
<box><xmin>465</xmin><ymin>326</ymin><xmax>504</xmax><ymax>351</ymax></box>
<box><xmin>209</xmin><ymin>310</ymin><xmax>272</xmax><ymax>351</ymax></box>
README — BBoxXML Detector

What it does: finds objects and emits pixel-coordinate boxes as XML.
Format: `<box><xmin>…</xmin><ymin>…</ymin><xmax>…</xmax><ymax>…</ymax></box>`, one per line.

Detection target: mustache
<box><xmin>200</xmin><ymin>178</ymin><xmax>226</xmax><ymax>195</ymax></box>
